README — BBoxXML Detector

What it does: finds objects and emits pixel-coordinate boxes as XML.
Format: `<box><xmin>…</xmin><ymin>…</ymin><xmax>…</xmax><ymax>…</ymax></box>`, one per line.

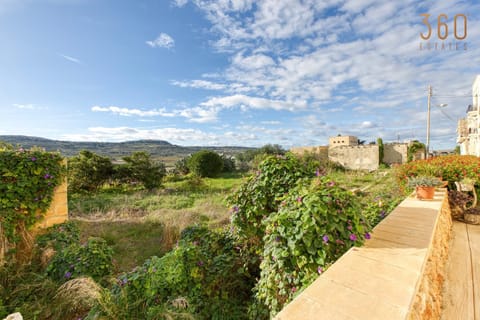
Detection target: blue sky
<box><xmin>1</xmin><ymin>0</ymin><xmax>480</xmax><ymax>149</ymax></box>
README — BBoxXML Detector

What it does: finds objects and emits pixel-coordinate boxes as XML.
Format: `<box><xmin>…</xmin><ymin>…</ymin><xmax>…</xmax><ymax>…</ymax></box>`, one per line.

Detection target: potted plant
<box><xmin>408</xmin><ymin>176</ymin><xmax>443</xmax><ymax>200</ymax></box>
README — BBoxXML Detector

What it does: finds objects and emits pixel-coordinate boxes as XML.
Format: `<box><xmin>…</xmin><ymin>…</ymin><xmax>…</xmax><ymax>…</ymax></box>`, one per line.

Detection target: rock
<box><xmin>3</xmin><ymin>312</ymin><xmax>23</xmax><ymax>320</ymax></box>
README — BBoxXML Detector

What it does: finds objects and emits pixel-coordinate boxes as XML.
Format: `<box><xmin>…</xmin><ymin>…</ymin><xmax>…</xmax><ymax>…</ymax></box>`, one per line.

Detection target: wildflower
<box><xmin>44</xmin><ymin>173</ymin><xmax>51</xmax><ymax>179</ymax></box>
<box><xmin>31</xmin><ymin>157</ymin><xmax>37</xmax><ymax>161</ymax></box>
<box><xmin>197</xmin><ymin>260</ymin><xmax>204</xmax><ymax>266</ymax></box>
<box><xmin>291</xmin><ymin>287</ymin><xmax>297</xmax><ymax>293</ymax></box>
<box><xmin>232</xmin><ymin>205</ymin><xmax>239</xmax><ymax>213</ymax></box>
<box><xmin>347</xmin><ymin>225</ymin><xmax>352</xmax><ymax>230</ymax></box>
<box><xmin>297</xmin><ymin>196</ymin><xmax>303</xmax><ymax>203</ymax></box>
<box><xmin>322</xmin><ymin>235</ymin><xmax>329</xmax><ymax>244</ymax></box>
<box><xmin>317</xmin><ymin>266</ymin><xmax>323</xmax><ymax>274</ymax></box>
<box><xmin>64</xmin><ymin>271</ymin><xmax>72</xmax><ymax>279</ymax></box>
<box><xmin>365</xmin><ymin>232</ymin><xmax>371</xmax><ymax>240</ymax></box>
<box><xmin>379</xmin><ymin>210</ymin><xmax>386</xmax><ymax>218</ymax></box>
<box><xmin>315</xmin><ymin>168</ymin><xmax>320</xmax><ymax>177</ymax></box>
<box><xmin>327</xmin><ymin>181</ymin><xmax>335</xmax><ymax>187</ymax></box>
<box><xmin>349</xmin><ymin>234</ymin><xmax>357</xmax><ymax>241</ymax></box>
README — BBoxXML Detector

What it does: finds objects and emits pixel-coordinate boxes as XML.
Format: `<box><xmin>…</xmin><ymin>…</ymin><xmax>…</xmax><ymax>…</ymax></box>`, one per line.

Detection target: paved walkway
<box><xmin>442</xmin><ymin>221</ymin><xmax>480</xmax><ymax>320</ymax></box>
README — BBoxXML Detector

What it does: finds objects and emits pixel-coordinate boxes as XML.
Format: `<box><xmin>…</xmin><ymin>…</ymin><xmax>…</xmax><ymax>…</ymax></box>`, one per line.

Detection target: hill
<box><xmin>0</xmin><ymin>135</ymin><xmax>255</xmax><ymax>161</ymax></box>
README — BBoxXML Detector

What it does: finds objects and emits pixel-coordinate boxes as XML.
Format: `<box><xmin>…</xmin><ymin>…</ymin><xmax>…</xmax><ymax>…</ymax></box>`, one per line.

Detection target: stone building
<box><xmin>328</xmin><ymin>135</ymin><xmax>358</xmax><ymax>147</ymax></box>
<box><xmin>457</xmin><ymin>75</ymin><xmax>480</xmax><ymax>156</ymax></box>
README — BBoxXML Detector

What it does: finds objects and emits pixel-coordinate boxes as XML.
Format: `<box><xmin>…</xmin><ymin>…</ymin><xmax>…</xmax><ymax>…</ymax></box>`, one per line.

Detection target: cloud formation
<box><xmin>146</xmin><ymin>33</ymin><xmax>175</xmax><ymax>49</ymax></box>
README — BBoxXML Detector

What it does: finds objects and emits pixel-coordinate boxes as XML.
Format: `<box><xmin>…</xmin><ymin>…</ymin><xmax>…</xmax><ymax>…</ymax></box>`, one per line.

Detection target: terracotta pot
<box><xmin>416</xmin><ymin>186</ymin><xmax>435</xmax><ymax>200</ymax></box>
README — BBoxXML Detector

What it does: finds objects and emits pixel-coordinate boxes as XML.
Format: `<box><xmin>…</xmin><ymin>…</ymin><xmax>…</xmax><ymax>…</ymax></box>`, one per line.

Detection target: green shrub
<box><xmin>119</xmin><ymin>151</ymin><xmax>166</xmax><ymax>190</ymax></box>
<box><xmin>36</xmin><ymin>221</ymin><xmax>80</xmax><ymax>251</ymax></box>
<box><xmin>46</xmin><ymin>237</ymin><xmax>113</xmax><ymax>282</ymax></box>
<box><xmin>187</xmin><ymin>150</ymin><xmax>224</xmax><ymax>177</ymax></box>
<box><xmin>255</xmin><ymin>177</ymin><xmax>368</xmax><ymax>316</ymax></box>
<box><xmin>68</xmin><ymin>150</ymin><xmax>113</xmax><ymax>193</ymax></box>
<box><xmin>90</xmin><ymin>226</ymin><xmax>252</xmax><ymax>320</ymax></box>
<box><xmin>0</xmin><ymin>147</ymin><xmax>64</xmax><ymax>244</ymax></box>
<box><xmin>227</xmin><ymin>153</ymin><xmax>316</xmax><ymax>245</ymax></box>
<box><xmin>174</xmin><ymin>156</ymin><xmax>191</xmax><ymax>175</ymax></box>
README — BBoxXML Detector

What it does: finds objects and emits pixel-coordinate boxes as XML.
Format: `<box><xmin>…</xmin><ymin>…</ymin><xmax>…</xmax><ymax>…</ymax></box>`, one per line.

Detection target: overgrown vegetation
<box><xmin>1</xmin><ymin>146</ymin><xmax>405</xmax><ymax>319</ymax></box>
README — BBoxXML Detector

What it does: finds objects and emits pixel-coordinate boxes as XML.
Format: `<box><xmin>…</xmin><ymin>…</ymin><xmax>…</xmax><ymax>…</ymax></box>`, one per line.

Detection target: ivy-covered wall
<box><xmin>33</xmin><ymin>180</ymin><xmax>68</xmax><ymax>230</ymax></box>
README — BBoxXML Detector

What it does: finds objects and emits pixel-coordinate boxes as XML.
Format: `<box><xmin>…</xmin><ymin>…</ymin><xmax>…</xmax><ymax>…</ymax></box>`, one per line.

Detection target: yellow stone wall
<box><xmin>34</xmin><ymin>181</ymin><xmax>68</xmax><ymax>229</ymax></box>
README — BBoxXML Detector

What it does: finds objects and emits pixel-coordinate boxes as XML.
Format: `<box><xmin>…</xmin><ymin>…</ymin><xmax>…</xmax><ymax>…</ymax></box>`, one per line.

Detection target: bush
<box><xmin>395</xmin><ymin>155</ymin><xmax>480</xmax><ymax>191</ymax></box>
<box><xmin>187</xmin><ymin>150</ymin><xmax>224</xmax><ymax>177</ymax></box>
<box><xmin>89</xmin><ymin>226</ymin><xmax>252</xmax><ymax>319</ymax></box>
<box><xmin>174</xmin><ymin>156</ymin><xmax>191</xmax><ymax>175</ymax></box>
<box><xmin>255</xmin><ymin>177</ymin><xmax>368</xmax><ymax>316</ymax></box>
<box><xmin>0</xmin><ymin>146</ymin><xmax>64</xmax><ymax>245</ymax></box>
<box><xmin>36</xmin><ymin>221</ymin><xmax>80</xmax><ymax>251</ymax></box>
<box><xmin>68</xmin><ymin>150</ymin><xmax>113</xmax><ymax>193</ymax></box>
<box><xmin>119</xmin><ymin>151</ymin><xmax>166</xmax><ymax>190</ymax></box>
<box><xmin>46</xmin><ymin>237</ymin><xmax>113</xmax><ymax>283</ymax></box>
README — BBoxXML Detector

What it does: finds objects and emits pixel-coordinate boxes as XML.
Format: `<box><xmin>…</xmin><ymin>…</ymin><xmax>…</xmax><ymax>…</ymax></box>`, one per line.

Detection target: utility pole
<box><xmin>426</xmin><ymin>85</ymin><xmax>432</xmax><ymax>158</ymax></box>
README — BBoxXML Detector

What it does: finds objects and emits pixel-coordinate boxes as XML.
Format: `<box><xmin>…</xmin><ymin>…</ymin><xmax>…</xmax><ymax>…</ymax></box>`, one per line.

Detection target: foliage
<box><xmin>255</xmin><ymin>177</ymin><xmax>369</xmax><ymax>316</ymax></box>
<box><xmin>221</xmin><ymin>154</ymin><xmax>236</xmax><ymax>173</ymax></box>
<box><xmin>119</xmin><ymin>151</ymin><xmax>166</xmax><ymax>190</ymax></box>
<box><xmin>89</xmin><ymin>226</ymin><xmax>252</xmax><ymax>319</ymax></box>
<box><xmin>174</xmin><ymin>156</ymin><xmax>191</xmax><ymax>175</ymax></box>
<box><xmin>46</xmin><ymin>237</ymin><xmax>114</xmax><ymax>283</ymax></box>
<box><xmin>0</xmin><ymin>146</ymin><xmax>64</xmax><ymax>244</ymax></box>
<box><xmin>396</xmin><ymin>155</ymin><xmax>480</xmax><ymax>190</ymax></box>
<box><xmin>377</xmin><ymin>138</ymin><xmax>384</xmax><ymax>164</ymax></box>
<box><xmin>227</xmin><ymin>153</ymin><xmax>317</xmax><ymax>245</ymax></box>
<box><xmin>407</xmin><ymin>176</ymin><xmax>443</xmax><ymax>187</ymax></box>
<box><xmin>68</xmin><ymin>150</ymin><xmax>113</xmax><ymax>193</ymax></box>
<box><xmin>187</xmin><ymin>150</ymin><xmax>224</xmax><ymax>177</ymax></box>
<box><xmin>407</xmin><ymin>140</ymin><xmax>425</xmax><ymax>162</ymax></box>
<box><xmin>235</xmin><ymin>144</ymin><xmax>285</xmax><ymax>171</ymax></box>
<box><xmin>36</xmin><ymin>221</ymin><xmax>80</xmax><ymax>251</ymax></box>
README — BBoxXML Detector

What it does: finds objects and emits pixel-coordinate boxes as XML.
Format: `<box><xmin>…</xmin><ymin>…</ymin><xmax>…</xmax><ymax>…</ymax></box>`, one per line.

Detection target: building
<box><xmin>328</xmin><ymin>135</ymin><xmax>358</xmax><ymax>147</ymax></box>
<box><xmin>457</xmin><ymin>75</ymin><xmax>480</xmax><ymax>156</ymax></box>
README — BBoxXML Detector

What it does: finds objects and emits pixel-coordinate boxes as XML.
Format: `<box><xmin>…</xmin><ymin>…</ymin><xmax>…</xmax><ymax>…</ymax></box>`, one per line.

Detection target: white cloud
<box><xmin>146</xmin><ymin>33</ymin><xmax>175</xmax><ymax>49</ymax></box>
<box><xmin>171</xmin><ymin>80</ymin><xmax>227</xmax><ymax>90</ymax></box>
<box><xmin>91</xmin><ymin>106</ymin><xmax>176</xmax><ymax>117</ymax></box>
<box><xmin>200</xmin><ymin>94</ymin><xmax>307</xmax><ymax>111</ymax></box>
<box><xmin>178</xmin><ymin>106</ymin><xmax>219</xmax><ymax>123</ymax></box>
<box><xmin>61</xmin><ymin>126</ymin><xmax>261</xmax><ymax>146</ymax></box>
<box><xmin>172</xmin><ymin>0</ymin><xmax>188</xmax><ymax>7</ymax></box>
<box><xmin>13</xmin><ymin>103</ymin><xmax>35</xmax><ymax>110</ymax></box>
<box><xmin>58</xmin><ymin>53</ymin><xmax>82</xmax><ymax>64</ymax></box>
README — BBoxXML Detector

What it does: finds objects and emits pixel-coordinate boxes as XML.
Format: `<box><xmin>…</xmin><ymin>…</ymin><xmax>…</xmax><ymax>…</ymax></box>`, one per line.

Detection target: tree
<box><xmin>68</xmin><ymin>150</ymin><xmax>113</xmax><ymax>192</ymax></box>
<box><xmin>187</xmin><ymin>150</ymin><xmax>224</xmax><ymax>177</ymax></box>
<box><xmin>121</xmin><ymin>151</ymin><xmax>166</xmax><ymax>190</ymax></box>
<box><xmin>377</xmin><ymin>138</ymin><xmax>384</xmax><ymax>165</ymax></box>
<box><xmin>221</xmin><ymin>154</ymin><xmax>236</xmax><ymax>173</ymax></box>
<box><xmin>174</xmin><ymin>156</ymin><xmax>190</xmax><ymax>175</ymax></box>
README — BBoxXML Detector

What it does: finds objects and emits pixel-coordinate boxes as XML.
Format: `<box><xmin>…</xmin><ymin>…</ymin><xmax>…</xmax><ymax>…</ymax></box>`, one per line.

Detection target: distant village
<box><xmin>292</xmin><ymin>74</ymin><xmax>480</xmax><ymax>171</ymax></box>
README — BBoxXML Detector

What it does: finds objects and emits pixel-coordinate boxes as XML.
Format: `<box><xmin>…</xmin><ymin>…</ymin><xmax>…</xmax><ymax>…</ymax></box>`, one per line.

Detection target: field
<box><xmin>69</xmin><ymin>170</ymin><xmax>400</xmax><ymax>274</ymax></box>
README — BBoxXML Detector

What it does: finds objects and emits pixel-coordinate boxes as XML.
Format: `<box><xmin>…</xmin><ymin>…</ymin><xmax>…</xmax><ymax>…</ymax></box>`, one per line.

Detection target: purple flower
<box><xmin>44</xmin><ymin>173</ymin><xmax>51</xmax><ymax>179</ymax></box>
<box><xmin>364</xmin><ymin>232</ymin><xmax>371</xmax><ymax>240</ymax></box>
<box><xmin>379</xmin><ymin>210</ymin><xmax>386</xmax><ymax>218</ymax></box>
<box><xmin>349</xmin><ymin>234</ymin><xmax>357</xmax><ymax>241</ymax></box>
<box><xmin>291</xmin><ymin>286</ymin><xmax>297</xmax><ymax>293</ymax></box>
<box><xmin>197</xmin><ymin>260</ymin><xmax>204</xmax><ymax>267</ymax></box>
<box><xmin>297</xmin><ymin>196</ymin><xmax>303</xmax><ymax>203</ymax></box>
<box><xmin>327</xmin><ymin>181</ymin><xmax>335</xmax><ymax>187</ymax></box>
<box><xmin>64</xmin><ymin>271</ymin><xmax>72</xmax><ymax>279</ymax></box>
<box><xmin>232</xmin><ymin>205</ymin><xmax>239</xmax><ymax>213</ymax></box>
<box><xmin>322</xmin><ymin>235</ymin><xmax>329</xmax><ymax>244</ymax></box>
<box><xmin>317</xmin><ymin>266</ymin><xmax>323</xmax><ymax>274</ymax></box>
<box><xmin>315</xmin><ymin>169</ymin><xmax>320</xmax><ymax>177</ymax></box>
<box><xmin>31</xmin><ymin>157</ymin><xmax>37</xmax><ymax>161</ymax></box>
<box><xmin>347</xmin><ymin>225</ymin><xmax>352</xmax><ymax>230</ymax></box>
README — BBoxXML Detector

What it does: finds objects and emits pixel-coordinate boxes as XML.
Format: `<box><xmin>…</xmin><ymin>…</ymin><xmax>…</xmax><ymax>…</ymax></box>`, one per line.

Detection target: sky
<box><xmin>1</xmin><ymin>0</ymin><xmax>480</xmax><ymax>150</ymax></box>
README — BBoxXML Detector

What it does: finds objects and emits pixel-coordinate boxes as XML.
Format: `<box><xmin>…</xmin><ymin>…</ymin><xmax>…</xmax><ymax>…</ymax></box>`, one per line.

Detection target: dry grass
<box><xmin>52</xmin><ymin>277</ymin><xmax>102</xmax><ymax>319</ymax></box>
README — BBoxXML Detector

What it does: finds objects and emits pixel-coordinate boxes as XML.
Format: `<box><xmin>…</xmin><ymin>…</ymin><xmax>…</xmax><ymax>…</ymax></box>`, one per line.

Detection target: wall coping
<box><xmin>274</xmin><ymin>189</ymin><xmax>449</xmax><ymax>320</ymax></box>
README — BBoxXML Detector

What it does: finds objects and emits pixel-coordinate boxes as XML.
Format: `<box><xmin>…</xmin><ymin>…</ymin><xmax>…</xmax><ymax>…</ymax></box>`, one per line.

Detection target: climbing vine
<box><xmin>0</xmin><ymin>146</ymin><xmax>65</xmax><ymax>244</ymax></box>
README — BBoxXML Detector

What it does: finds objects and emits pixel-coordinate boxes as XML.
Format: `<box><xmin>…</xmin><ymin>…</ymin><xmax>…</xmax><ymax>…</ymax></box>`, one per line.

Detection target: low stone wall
<box><xmin>33</xmin><ymin>181</ymin><xmax>69</xmax><ymax>229</ymax></box>
<box><xmin>275</xmin><ymin>190</ymin><xmax>452</xmax><ymax>320</ymax></box>
<box><xmin>407</xmin><ymin>194</ymin><xmax>452</xmax><ymax>319</ymax></box>
<box><xmin>328</xmin><ymin>145</ymin><xmax>379</xmax><ymax>170</ymax></box>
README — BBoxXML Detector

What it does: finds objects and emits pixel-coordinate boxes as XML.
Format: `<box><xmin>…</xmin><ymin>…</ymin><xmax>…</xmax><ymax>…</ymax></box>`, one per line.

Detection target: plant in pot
<box><xmin>408</xmin><ymin>176</ymin><xmax>443</xmax><ymax>200</ymax></box>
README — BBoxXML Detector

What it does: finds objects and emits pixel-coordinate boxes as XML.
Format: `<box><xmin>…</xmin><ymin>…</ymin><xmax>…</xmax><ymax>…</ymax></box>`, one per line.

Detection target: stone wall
<box><xmin>34</xmin><ymin>181</ymin><xmax>69</xmax><ymax>229</ymax></box>
<box><xmin>290</xmin><ymin>146</ymin><xmax>328</xmax><ymax>160</ymax></box>
<box><xmin>383</xmin><ymin>143</ymin><xmax>408</xmax><ymax>165</ymax></box>
<box><xmin>328</xmin><ymin>145</ymin><xmax>379</xmax><ymax>170</ymax></box>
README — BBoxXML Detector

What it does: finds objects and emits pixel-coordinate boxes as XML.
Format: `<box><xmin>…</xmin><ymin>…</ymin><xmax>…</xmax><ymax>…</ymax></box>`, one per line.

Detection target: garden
<box><xmin>2</xmin><ymin>143</ymin><xmax>479</xmax><ymax>319</ymax></box>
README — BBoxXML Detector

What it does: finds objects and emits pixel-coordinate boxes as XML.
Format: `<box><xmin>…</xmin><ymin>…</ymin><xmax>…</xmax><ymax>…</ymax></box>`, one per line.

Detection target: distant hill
<box><xmin>0</xmin><ymin>135</ymin><xmax>255</xmax><ymax>161</ymax></box>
